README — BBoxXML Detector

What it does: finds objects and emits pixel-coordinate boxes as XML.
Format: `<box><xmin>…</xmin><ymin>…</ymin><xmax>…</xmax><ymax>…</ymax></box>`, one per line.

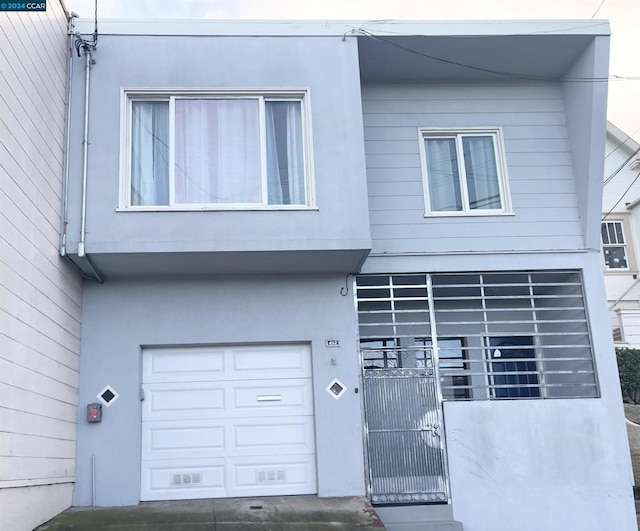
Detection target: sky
<box><xmin>68</xmin><ymin>0</ymin><xmax>640</xmax><ymax>140</ymax></box>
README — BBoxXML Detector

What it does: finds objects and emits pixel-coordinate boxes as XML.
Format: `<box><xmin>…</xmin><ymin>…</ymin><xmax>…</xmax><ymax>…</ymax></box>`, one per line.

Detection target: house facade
<box><xmin>0</xmin><ymin>3</ymin><xmax>84</xmax><ymax>531</ymax></box>
<box><xmin>602</xmin><ymin>122</ymin><xmax>640</xmax><ymax>347</ymax></box>
<box><xmin>63</xmin><ymin>19</ymin><xmax>637</xmax><ymax>530</ymax></box>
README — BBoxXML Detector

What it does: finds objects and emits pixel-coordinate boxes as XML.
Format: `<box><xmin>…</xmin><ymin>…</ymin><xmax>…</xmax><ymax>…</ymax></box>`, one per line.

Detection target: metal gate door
<box><xmin>362</xmin><ymin>350</ymin><xmax>449</xmax><ymax>505</ymax></box>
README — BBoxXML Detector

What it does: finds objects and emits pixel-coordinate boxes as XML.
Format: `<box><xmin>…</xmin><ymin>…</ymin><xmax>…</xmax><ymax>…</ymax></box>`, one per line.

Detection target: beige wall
<box><xmin>0</xmin><ymin>2</ymin><xmax>82</xmax><ymax>529</ymax></box>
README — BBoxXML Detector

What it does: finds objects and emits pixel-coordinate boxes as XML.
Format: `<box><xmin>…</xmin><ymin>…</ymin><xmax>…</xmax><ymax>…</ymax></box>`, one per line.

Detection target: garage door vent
<box><xmin>257</xmin><ymin>470</ymin><xmax>286</xmax><ymax>483</ymax></box>
<box><xmin>171</xmin><ymin>473</ymin><xmax>202</xmax><ymax>487</ymax></box>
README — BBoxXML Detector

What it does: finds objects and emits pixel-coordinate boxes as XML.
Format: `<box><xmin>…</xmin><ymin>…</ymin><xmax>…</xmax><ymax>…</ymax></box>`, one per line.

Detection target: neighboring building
<box><xmin>602</xmin><ymin>122</ymin><xmax>640</xmax><ymax>347</ymax></box>
<box><xmin>0</xmin><ymin>3</ymin><xmax>83</xmax><ymax>531</ymax></box>
<box><xmin>61</xmin><ymin>18</ymin><xmax>636</xmax><ymax>530</ymax></box>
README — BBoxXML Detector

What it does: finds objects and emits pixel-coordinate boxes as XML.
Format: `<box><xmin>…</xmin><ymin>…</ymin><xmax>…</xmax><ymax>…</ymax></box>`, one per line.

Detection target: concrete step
<box><xmin>35</xmin><ymin>496</ymin><xmax>386</xmax><ymax>531</ymax></box>
<box><xmin>376</xmin><ymin>504</ymin><xmax>463</xmax><ymax>531</ymax></box>
<box><xmin>383</xmin><ymin>522</ymin><xmax>463</xmax><ymax>531</ymax></box>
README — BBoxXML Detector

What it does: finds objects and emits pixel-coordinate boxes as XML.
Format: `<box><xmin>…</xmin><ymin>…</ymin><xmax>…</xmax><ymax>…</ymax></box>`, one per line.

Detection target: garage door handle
<box><xmin>257</xmin><ymin>395</ymin><xmax>282</xmax><ymax>402</ymax></box>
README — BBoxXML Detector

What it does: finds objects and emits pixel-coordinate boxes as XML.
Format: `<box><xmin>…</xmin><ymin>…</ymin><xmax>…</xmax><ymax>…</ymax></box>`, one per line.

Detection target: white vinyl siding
<box><xmin>0</xmin><ymin>2</ymin><xmax>81</xmax><ymax>527</ymax></box>
<box><xmin>362</xmin><ymin>84</ymin><xmax>582</xmax><ymax>255</ymax></box>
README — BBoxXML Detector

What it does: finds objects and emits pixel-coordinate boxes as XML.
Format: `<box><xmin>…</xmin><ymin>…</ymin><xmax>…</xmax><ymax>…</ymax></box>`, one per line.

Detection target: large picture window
<box><xmin>419</xmin><ymin>128</ymin><xmax>511</xmax><ymax>215</ymax></box>
<box><xmin>122</xmin><ymin>90</ymin><xmax>313</xmax><ymax>210</ymax></box>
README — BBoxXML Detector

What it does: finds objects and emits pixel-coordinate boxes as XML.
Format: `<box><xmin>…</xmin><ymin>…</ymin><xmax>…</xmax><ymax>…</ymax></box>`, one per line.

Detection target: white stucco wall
<box><xmin>445</xmin><ymin>399</ymin><xmax>635</xmax><ymax>531</ymax></box>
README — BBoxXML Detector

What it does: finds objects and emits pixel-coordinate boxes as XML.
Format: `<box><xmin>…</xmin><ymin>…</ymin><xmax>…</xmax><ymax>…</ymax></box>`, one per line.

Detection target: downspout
<box><xmin>60</xmin><ymin>13</ymin><xmax>76</xmax><ymax>257</ymax></box>
<box><xmin>78</xmin><ymin>46</ymin><xmax>91</xmax><ymax>260</ymax></box>
<box><xmin>73</xmin><ymin>32</ymin><xmax>104</xmax><ymax>283</ymax></box>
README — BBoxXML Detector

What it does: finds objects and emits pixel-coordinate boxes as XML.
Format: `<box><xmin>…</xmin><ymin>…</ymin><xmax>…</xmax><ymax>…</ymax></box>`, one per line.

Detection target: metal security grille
<box><xmin>356</xmin><ymin>271</ymin><xmax>599</xmax><ymax>401</ymax></box>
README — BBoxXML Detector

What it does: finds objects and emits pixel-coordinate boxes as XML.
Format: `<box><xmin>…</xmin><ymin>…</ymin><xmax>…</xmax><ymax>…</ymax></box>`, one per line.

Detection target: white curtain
<box><xmin>424</xmin><ymin>138</ymin><xmax>462</xmax><ymax>212</ymax></box>
<box><xmin>175</xmin><ymin>99</ymin><xmax>261</xmax><ymax>204</ymax></box>
<box><xmin>266</xmin><ymin>101</ymin><xmax>305</xmax><ymax>205</ymax></box>
<box><xmin>462</xmin><ymin>136</ymin><xmax>500</xmax><ymax>209</ymax></box>
<box><xmin>131</xmin><ymin>101</ymin><xmax>169</xmax><ymax>205</ymax></box>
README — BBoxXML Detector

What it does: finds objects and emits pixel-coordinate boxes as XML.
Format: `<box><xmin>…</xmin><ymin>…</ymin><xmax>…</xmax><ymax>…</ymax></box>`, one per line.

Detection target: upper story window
<box><xmin>601</xmin><ymin>220</ymin><xmax>629</xmax><ymax>270</ymax></box>
<box><xmin>418</xmin><ymin>128</ymin><xmax>511</xmax><ymax>216</ymax></box>
<box><xmin>121</xmin><ymin>90</ymin><xmax>314</xmax><ymax>210</ymax></box>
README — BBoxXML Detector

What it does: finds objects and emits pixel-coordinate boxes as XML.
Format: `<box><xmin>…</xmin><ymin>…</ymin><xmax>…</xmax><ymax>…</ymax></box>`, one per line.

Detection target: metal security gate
<box><xmin>362</xmin><ymin>347</ymin><xmax>449</xmax><ymax>505</ymax></box>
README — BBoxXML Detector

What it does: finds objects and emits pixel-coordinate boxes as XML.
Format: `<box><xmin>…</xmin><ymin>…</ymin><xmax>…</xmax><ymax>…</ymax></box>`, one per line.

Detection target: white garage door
<box><xmin>140</xmin><ymin>344</ymin><xmax>317</xmax><ymax>501</ymax></box>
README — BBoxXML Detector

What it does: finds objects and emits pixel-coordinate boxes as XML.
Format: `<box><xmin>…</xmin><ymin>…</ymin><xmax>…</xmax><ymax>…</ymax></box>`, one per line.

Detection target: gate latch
<box><xmin>422</xmin><ymin>423</ymin><xmax>440</xmax><ymax>436</ymax></box>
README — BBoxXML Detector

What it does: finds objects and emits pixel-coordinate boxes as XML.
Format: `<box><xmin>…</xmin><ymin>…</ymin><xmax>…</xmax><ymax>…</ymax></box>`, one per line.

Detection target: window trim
<box><xmin>118</xmin><ymin>87</ymin><xmax>316</xmax><ymax>211</ymax></box>
<box><xmin>417</xmin><ymin>127</ymin><xmax>512</xmax><ymax>217</ymax></box>
<box><xmin>601</xmin><ymin>216</ymin><xmax>636</xmax><ymax>273</ymax></box>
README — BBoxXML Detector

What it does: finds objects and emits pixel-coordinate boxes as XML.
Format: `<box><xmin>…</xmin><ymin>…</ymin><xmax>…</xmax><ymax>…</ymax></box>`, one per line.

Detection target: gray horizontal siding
<box><xmin>362</xmin><ymin>83</ymin><xmax>583</xmax><ymax>256</ymax></box>
<box><xmin>0</xmin><ymin>2</ymin><xmax>82</xmax><ymax>496</ymax></box>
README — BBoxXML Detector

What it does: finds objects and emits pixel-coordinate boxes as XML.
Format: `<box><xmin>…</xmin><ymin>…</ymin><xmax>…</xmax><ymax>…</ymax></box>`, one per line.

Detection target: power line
<box><xmin>602</xmin><ymin>171</ymin><xmax>640</xmax><ymax>221</ymax></box>
<box><xmin>604</xmin><ymin>147</ymin><xmax>640</xmax><ymax>186</ymax></box>
<box><xmin>605</xmin><ymin>127</ymin><xmax>640</xmax><ymax>159</ymax></box>
<box><xmin>591</xmin><ymin>0</ymin><xmax>607</xmax><ymax>18</ymax></box>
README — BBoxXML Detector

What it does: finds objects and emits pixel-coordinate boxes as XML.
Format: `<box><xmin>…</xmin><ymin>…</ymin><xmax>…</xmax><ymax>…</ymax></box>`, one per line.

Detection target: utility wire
<box><xmin>591</xmin><ymin>0</ymin><xmax>607</xmax><ymax>18</ymax></box>
<box><xmin>602</xmin><ymin>171</ymin><xmax>640</xmax><ymax>221</ymax></box>
<box><xmin>605</xmin><ymin>127</ymin><xmax>640</xmax><ymax>159</ymax></box>
<box><xmin>604</xmin><ymin>147</ymin><xmax>640</xmax><ymax>186</ymax></box>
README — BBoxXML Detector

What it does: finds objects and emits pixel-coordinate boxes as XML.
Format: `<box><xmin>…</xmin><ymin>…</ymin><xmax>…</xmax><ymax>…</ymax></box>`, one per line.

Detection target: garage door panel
<box><xmin>144</xmin><ymin>379</ymin><xmax>312</xmax><ymax>421</ymax></box>
<box><xmin>232</xmin><ymin>418</ymin><xmax>315</xmax><ymax>457</ymax></box>
<box><xmin>141</xmin><ymin>455</ymin><xmax>316</xmax><ymax>501</ymax></box>
<box><xmin>143</xmin><ymin>384</ymin><xmax>226</xmax><ymax>420</ymax></box>
<box><xmin>143</xmin><ymin>345</ymin><xmax>311</xmax><ymax>384</ymax></box>
<box><xmin>232</xmin><ymin>380</ymin><xmax>312</xmax><ymax>416</ymax></box>
<box><xmin>231</xmin><ymin>345</ymin><xmax>311</xmax><ymax>380</ymax></box>
<box><xmin>143</xmin><ymin>416</ymin><xmax>315</xmax><ymax>461</ymax></box>
<box><xmin>142</xmin><ymin>420</ymin><xmax>226</xmax><ymax>461</ymax></box>
<box><xmin>141</xmin><ymin>458</ymin><xmax>226</xmax><ymax>501</ymax></box>
<box><xmin>229</xmin><ymin>455</ymin><xmax>317</xmax><ymax>498</ymax></box>
<box><xmin>143</xmin><ymin>347</ymin><xmax>225</xmax><ymax>383</ymax></box>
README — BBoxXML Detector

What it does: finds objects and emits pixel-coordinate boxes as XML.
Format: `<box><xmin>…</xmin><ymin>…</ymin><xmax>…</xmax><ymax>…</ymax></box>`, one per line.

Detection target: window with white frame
<box><xmin>601</xmin><ymin>220</ymin><xmax>629</xmax><ymax>269</ymax></box>
<box><xmin>419</xmin><ymin>128</ymin><xmax>511</xmax><ymax>215</ymax></box>
<box><xmin>122</xmin><ymin>90</ymin><xmax>313</xmax><ymax>209</ymax></box>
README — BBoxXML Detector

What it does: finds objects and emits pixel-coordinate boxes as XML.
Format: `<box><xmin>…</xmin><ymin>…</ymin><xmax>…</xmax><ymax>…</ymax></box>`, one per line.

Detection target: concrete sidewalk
<box><xmin>35</xmin><ymin>496</ymin><xmax>386</xmax><ymax>531</ymax></box>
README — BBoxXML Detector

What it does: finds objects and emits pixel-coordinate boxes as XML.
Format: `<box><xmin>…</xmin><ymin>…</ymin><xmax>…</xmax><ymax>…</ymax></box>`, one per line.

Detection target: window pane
<box><xmin>175</xmin><ymin>99</ymin><xmax>261</xmax><ymax>204</ymax></box>
<box><xmin>462</xmin><ymin>136</ymin><xmax>501</xmax><ymax>209</ymax></box>
<box><xmin>608</xmin><ymin>222</ymin><xmax>617</xmax><ymax>244</ymax></box>
<box><xmin>425</xmin><ymin>138</ymin><xmax>462</xmax><ymax>211</ymax></box>
<box><xmin>601</xmin><ymin>223</ymin><xmax>610</xmax><ymax>244</ymax></box>
<box><xmin>604</xmin><ymin>246</ymin><xmax>628</xmax><ymax>268</ymax></box>
<box><xmin>615</xmin><ymin>222</ymin><xmax>625</xmax><ymax>244</ymax></box>
<box><xmin>266</xmin><ymin>101</ymin><xmax>305</xmax><ymax>205</ymax></box>
<box><xmin>131</xmin><ymin>101</ymin><xmax>169</xmax><ymax>206</ymax></box>
<box><xmin>488</xmin><ymin>336</ymin><xmax>540</xmax><ymax>399</ymax></box>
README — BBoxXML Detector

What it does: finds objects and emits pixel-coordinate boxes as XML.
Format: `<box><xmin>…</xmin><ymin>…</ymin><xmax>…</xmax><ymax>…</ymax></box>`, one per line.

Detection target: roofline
<box><xmin>607</xmin><ymin>121</ymin><xmax>640</xmax><ymax>154</ymax></box>
<box><xmin>73</xmin><ymin>18</ymin><xmax>611</xmax><ymax>37</ymax></box>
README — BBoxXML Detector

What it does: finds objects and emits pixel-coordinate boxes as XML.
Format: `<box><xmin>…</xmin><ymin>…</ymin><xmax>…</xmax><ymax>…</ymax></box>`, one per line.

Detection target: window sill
<box><xmin>423</xmin><ymin>211</ymin><xmax>516</xmax><ymax>218</ymax></box>
<box><xmin>603</xmin><ymin>269</ymin><xmax>638</xmax><ymax>275</ymax></box>
<box><xmin>116</xmin><ymin>205</ymin><xmax>319</xmax><ymax>212</ymax></box>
